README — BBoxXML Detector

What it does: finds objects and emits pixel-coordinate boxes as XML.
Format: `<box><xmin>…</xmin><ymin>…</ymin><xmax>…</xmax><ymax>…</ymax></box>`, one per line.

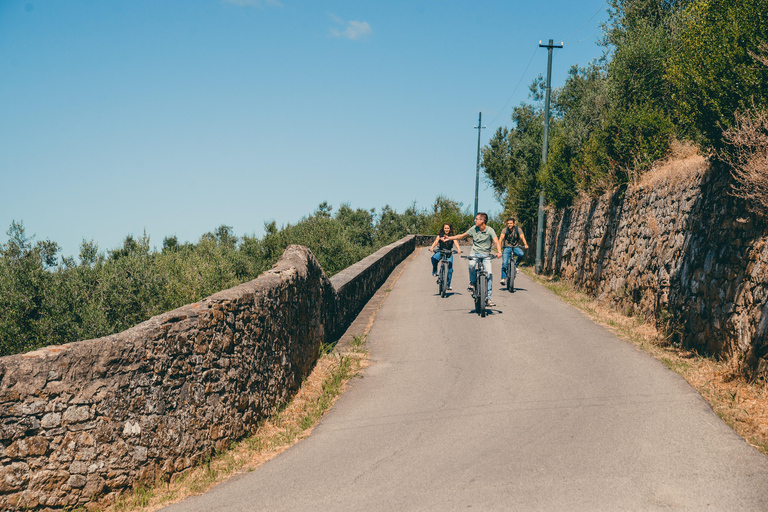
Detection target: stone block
<box><xmin>29</xmin><ymin>469</ymin><xmax>69</xmax><ymax>492</ymax></box>
<box><xmin>6</xmin><ymin>436</ymin><xmax>48</xmax><ymax>458</ymax></box>
<box><xmin>62</xmin><ymin>406</ymin><xmax>91</xmax><ymax>425</ymax></box>
<box><xmin>0</xmin><ymin>462</ymin><xmax>30</xmax><ymax>493</ymax></box>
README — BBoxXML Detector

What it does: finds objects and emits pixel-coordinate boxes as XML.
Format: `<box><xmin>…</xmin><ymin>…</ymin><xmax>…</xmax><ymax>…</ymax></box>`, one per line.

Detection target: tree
<box><xmin>665</xmin><ymin>0</ymin><xmax>768</xmax><ymax>147</ymax></box>
<box><xmin>481</xmin><ymin>101</ymin><xmax>544</xmax><ymax>227</ymax></box>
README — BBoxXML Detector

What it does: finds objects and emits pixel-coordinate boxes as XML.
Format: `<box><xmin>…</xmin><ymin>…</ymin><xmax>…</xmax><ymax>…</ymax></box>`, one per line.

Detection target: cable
<box><xmin>564</xmin><ymin>1</ymin><xmax>607</xmax><ymax>42</ymax></box>
<box><xmin>485</xmin><ymin>2</ymin><xmax>606</xmax><ymax>130</ymax></box>
<box><xmin>487</xmin><ymin>46</ymin><xmax>539</xmax><ymax>129</ymax></box>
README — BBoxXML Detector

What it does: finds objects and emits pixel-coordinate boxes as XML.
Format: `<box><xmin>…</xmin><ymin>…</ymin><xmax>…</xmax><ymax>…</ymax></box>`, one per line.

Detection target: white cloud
<box><xmin>223</xmin><ymin>0</ymin><xmax>283</xmax><ymax>8</ymax></box>
<box><xmin>329</xmin><ymin>17</ymin><xmax>372</xmax><ymax>41</ymax></box>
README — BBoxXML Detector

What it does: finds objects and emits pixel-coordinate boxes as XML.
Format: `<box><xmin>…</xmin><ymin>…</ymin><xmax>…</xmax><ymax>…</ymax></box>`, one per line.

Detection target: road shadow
<box><xmin>466</xmin><ymin>308</ymin><xmax>503</xmax><ymax>316</ymax></box>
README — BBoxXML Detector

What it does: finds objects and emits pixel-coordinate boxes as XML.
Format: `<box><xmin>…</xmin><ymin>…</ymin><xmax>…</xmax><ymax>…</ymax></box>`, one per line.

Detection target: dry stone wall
<box><xmin>542</xmin><ymin>162</ymin><xmax>768</xmax><ymax>377</ymax></box>
<box><xmin>0</xmin><ymin>236</ymin><xmax>419</xmax><ymax>510</ymax></box>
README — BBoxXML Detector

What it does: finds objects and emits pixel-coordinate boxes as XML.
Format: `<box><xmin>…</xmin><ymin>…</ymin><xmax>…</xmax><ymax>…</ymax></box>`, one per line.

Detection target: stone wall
<box><xmin>542</xmin><ymin>161</ymin><xmax>768</xmax><ymax>376</ymax></box>
<box><xmin>0</xmin><ymin>236</ymin><xmax>419</xmax><ymax>510</ymax></box>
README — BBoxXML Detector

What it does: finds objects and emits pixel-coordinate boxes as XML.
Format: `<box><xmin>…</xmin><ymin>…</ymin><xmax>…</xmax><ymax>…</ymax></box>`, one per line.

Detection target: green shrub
<box><xmin>665</xmin><ymin>0</ymin><xmax>768</xmax><ymax>148</ymax></box>
<box><xmin>0</xmin><ymin>198</ymin><xmax>473</xmax><ymax>356</ymax></box>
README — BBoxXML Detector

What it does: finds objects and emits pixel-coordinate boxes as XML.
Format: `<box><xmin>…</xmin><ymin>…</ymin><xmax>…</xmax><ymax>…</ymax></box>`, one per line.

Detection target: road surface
<box><xmin>164</xmin><ymin>248</ymin><xmax>768</xmax><ymax>511</ymax></box>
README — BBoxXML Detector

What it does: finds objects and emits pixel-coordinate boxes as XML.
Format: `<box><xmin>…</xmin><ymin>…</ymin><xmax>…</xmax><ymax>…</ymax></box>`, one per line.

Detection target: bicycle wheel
<box><xmin>477</xmin><ymin>275</ymin><xmax>487</xmax><ymax>317</ymax></box>
<box><xmin>439</xmin><ymin>262</ymin><xmax>447</xmax><ymax>297</ymax></box>
<box><xmin>507</xmin><ymin>260</ymin><xmax>516</xmax><ymax>292</ymax></box>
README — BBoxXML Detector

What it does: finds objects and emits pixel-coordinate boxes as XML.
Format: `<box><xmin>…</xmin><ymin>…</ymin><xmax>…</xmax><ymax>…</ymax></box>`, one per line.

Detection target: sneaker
<box><xmin>432</xmin><ymin>272</ymin><xmax>437</xmax><ymax>277</ymax></box>
<box><xmin>500</xmin><ymin>279</ymin><xmax>506</xmax><ymax>286</ymax></box>
<box><xmin>447</xmin><ymin>286</ymin><xmax>452</xmax><ymax>291</ymax></box>
<box><xmin>486</xmin><ymin>300</ymin><xmax>496</xmax><ymax>307</ymax></box>
<box><xmin>467</xmin><ymin>284</ymin><xmax>475</xmax><ymax>292</ymax></box>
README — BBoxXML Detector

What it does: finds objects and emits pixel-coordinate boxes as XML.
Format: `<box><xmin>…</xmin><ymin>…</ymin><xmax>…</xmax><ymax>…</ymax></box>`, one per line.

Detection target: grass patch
<box><xmin>523</xmin><ymin>268</ymin><xmax>768</xmax><ymax>457</ymax></box>
<box><xmin>107</xmin><ymin>341</ymin><xmax>369</xmax><ymax>512</ymax></box>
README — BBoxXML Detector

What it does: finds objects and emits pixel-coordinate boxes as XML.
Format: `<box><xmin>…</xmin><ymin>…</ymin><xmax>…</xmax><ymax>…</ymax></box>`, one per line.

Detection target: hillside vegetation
<box><xmin>482</xmin><ymin>0</ymin><xmax>768</xmax><ymax>226</ymax></box>
<box><xmin>0</xmin><ymin>197</ymin><xmax>488</xmax><ymax>357</ymax></box>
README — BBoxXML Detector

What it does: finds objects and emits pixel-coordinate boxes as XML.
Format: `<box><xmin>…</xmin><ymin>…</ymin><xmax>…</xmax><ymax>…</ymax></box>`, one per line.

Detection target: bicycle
<box><xmin>504</xmin><ymin>249</ymin><xmax>523</xmax><ymax>293</ymax></box>
<box><xmin>462</xmin><ymin>254</ymin><xmax>493</xmax><ymax>317</ymax></box>
<box><xmin>433</xmin><ymin>248</ymin><xmax>457</xmax><ymax>297</ymax></box>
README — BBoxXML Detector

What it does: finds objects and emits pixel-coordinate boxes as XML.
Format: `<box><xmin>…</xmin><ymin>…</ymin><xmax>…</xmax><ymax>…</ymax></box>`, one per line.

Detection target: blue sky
<box><xmin>1</xmin><ymin>0</ymin><xmax>609</xmax><ymax>259</ymax></box>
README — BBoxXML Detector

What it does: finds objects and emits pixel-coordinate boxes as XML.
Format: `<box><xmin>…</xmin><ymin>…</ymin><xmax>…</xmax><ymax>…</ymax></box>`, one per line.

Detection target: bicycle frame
<box><xmin>434</xmin><ymin>248</ymin><xmax>455</xmax><ymax>297</ymax></box>
<box><xmin>503</xmin><ymin>247</ymin><xmax>523</xmax><ymax>293</ymax></box>
<box><xmin>505</xmin><ymin>251</ymin><xmax>516</xmax><ymax>293</ymax></box>
<box><xmin>462</xmin><ymin>254</ymin><xmax>493</xmax><ymax>317</ymax></box>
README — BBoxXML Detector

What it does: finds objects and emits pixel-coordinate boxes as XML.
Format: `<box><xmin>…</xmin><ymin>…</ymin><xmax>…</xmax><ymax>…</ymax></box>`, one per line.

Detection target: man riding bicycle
<box><xmin>441</xmin><ymin>212</ymin><xmax>502</xmax><ymax>307</ymax></box>
<box><xmin>499</xmin><ymin>217</ymin><xmax>528</xmax><ymax>287</ymax></box>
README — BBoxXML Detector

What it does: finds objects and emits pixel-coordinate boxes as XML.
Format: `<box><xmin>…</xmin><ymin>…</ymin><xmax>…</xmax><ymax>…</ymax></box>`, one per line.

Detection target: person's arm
<box><xmin>518</xmin><ymin>228</ymin><xmax>529</xmax><ymax>249</ymax></box>
<box><xmin>442</xmin><ymin>232</ymin><xmax>469</xmax><ymax>242</ymax></box>
<box><xmin>430</xmin><ymin>236</ymin><xmax>439</xmax><ymax>252</ymax></box>
<box><xmin>493</xmin><ymin>236</ymin><xmax>502</xmax><ymax>258</ymax></box>
<box><xmin>453</xmin><ymin>239</ymin><xmax>461</xmax><ymax>254</ymax></box>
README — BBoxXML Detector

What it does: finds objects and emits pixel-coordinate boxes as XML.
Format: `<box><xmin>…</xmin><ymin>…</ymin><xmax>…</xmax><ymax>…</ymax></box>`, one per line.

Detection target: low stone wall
<box><xmin>0</xmin><ymin>236</ymin><xmax>418</xmax><ymax>510</ymax></box>
<box><xmin>542</xmin><ymin>161</ymin><xmax>768</xmax><ymax>376</ymax></box>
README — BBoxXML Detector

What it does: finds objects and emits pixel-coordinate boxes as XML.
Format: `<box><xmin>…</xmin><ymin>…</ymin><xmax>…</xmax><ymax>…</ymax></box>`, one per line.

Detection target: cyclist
<box><xmin>441</xmin><ymin>212</ymin><xmax>501</xmax><ymax>307</ymax></box>
<box><xmin>430</xmin><ymin>223</ymin><xmax>461</xmax><ymax>290</ymax></box>
<box><xmin>499</xmin><ymin>217</ymin><xmax>528</xmax><ymax>287</ymax></box>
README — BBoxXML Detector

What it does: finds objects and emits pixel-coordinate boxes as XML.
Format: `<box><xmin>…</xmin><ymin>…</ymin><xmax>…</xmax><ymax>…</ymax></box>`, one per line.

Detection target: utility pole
<box><xmin>535</xmin><ymin>39</ymin><xmax>563</xmax><ymax>274</ymax></box>
<box><xmin>474</xmin><ymin>112</ymin><xmax>486</xmax><ymax>218</ymax></box>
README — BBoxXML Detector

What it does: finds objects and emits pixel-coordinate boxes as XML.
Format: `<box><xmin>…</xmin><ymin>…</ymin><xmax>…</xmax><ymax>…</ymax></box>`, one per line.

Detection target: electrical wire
<box><xmin>485</xmin><ymin>2</ymin><xmax>606</xmax><ymax>130</ymax></box>
<box><xmin>564</xmin><ymin>1</ymin><xmax>607</xmax><ymax>42</ymax></box>
<box><xmin>486</xmin><ymin>46</ymin><xmax>539</xmax><ymax>129</ymax></box>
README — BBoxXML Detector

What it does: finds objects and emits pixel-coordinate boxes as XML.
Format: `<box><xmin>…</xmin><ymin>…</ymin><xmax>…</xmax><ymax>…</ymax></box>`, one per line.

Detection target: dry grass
<box><xmin>640</xmin><ymin>139</ymin><xmax>709</xmax><ymax>189</ymax></box>
<box><xmin>106</xmin><ymin>341</ymin><xmax>370</xmax><ymax>512</ymax></box>
<box><xmin>525</xmin><ymin>269</ymin><xmax>768</xmax><ymax>456</ymax></box>
<box><xmin>721</xmin><ymin>107</ymin><xmax>768</xmax><ymax>215</ymax></box>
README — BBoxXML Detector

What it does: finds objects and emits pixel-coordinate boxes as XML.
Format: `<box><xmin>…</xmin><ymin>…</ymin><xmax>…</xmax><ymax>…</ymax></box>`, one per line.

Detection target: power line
<box><xmin>486</xmin><ymin>2</ymin><xmax>606</xmax><ymax>131</ymax></box>
<box><xmin>487</xmin><ymin>46</ymin><xmax>539</xmax><ymax>129</ymax></box>
<box><xmin>563</xmin><ymin>1</ymin><xmax>607</xmax><ymax>42</ymax></box>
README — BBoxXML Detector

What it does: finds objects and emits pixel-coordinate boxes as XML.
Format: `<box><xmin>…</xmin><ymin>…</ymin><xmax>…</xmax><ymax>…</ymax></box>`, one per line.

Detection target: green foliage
<box><xmin>665</xmin><ymin>0</ymin><xmax>768</xmax><ymax>148</ymax></box>
<box><xmin>0</xmin><ymin>197</ymin><xmax>472</xmax><ymax>356</ymax></box>
<box><xmin>425</xmin><ymin>196</ymin><xmax>475</xmax><ymax>236</ymax></box>
<box><xmin>576</xmin><ymin>124</ymin><xmax>616</xmax><ymax>194</ymax></box>
<box><xmin>481</xmin><ymin>103</ymin><xmax>543</xmax><ymax>228</ymax></box>
<box><xmin>540</xmin><ymin>129</ymin><xmax>578</xmax><ymax>208</ymax></box>
<box><xmin>609</xmin><ymin>103</ymin><xmax>675</xmax><ymax>178</ymax></box>
<box><xmin>484</xmin><ymin>0</ymin><xmax>695</xmax><ymax>208</ymax></box>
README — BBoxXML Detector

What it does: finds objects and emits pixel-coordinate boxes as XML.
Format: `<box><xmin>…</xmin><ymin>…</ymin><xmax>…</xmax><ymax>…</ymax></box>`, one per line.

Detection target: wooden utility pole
<box><xmin>535</xmin><ymin>39</ymin><xmax>563</xmax><ymax>274</ymax></box>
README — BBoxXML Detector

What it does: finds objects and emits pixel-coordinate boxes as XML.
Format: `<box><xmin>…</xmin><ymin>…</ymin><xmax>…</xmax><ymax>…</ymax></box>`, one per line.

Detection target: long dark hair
<box><xmin>438</xmin><ymin>223</ymin><xmax>455</xmax><ymax>237</ymax></box>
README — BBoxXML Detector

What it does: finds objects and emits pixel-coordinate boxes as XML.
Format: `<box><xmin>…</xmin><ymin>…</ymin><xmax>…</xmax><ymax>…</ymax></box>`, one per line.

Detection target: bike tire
<box><xmin>439</xmin><ymin>263</ymin><xmax>447</xmax><ymax>297</ymax></box>
<box><xmin>477</xmin><ymin>277</ymin><xmax>487</xmax><ymax>317</ymax></box>
<box><xmin>507</xmin><ymin>260</ymin><xmax>516</xmax><ymax>292</ymax></box>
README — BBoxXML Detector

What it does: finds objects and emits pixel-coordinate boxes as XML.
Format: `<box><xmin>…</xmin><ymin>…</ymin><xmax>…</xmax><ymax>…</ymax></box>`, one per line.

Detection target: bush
<box><xmin>0</xmin><ymin>198</ymin><xmax>471</xmax><ymax>356</ymax></box>
<box><xmin>721</xmin><ymin>107</ymin><xmax>768</xmax><ymax>215</ymax></box>
<box><xmin>540</xmin><ymin>130</ymin><xmax>578</xmax><ymax>208</ymax></box>
<box><xmin>665</xmin><ymin>0</ymin><xmax>768</xmax><ymax>148</ymax></box>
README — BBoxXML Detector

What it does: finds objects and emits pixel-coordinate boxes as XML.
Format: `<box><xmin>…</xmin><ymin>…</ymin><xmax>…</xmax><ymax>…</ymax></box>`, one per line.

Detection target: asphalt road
<box><xmin>163</xmin><ymin>248</ymin><xmax>768</xmax><ymax>511</ymax></box>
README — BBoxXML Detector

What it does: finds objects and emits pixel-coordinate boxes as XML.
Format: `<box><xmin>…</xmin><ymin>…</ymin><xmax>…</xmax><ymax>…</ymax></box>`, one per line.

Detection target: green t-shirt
<box><xmin>464</xmin><ymin>225</ymin><xmax>497</xmax><ymax>254</ymax></box>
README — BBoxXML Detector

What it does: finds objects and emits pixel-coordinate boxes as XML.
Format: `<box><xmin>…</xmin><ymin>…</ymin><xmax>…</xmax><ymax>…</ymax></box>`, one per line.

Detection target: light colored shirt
<box><xmin>464</xmin><ymin>226</ymin><xmax>497</xmax><ymax>254</ymax></box>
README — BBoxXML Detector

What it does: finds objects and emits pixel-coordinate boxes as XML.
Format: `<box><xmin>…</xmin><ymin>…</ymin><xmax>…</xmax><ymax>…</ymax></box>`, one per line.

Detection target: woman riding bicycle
<box><xmin>500</xmin><ymin>217</ymin><xmax>528</xmax><ymax>286</ymax></box>
<box><xmin>430</xmin><ymin>223</ymin><xmax>461</xmax><ymax>290</ymax></box>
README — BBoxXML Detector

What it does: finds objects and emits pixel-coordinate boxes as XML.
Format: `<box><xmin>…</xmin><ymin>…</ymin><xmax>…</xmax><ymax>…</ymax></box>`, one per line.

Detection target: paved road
<box><xmin>164</xmin><ymin>248</ymin><xmax>768</xmax><ymax>511</ymax></box>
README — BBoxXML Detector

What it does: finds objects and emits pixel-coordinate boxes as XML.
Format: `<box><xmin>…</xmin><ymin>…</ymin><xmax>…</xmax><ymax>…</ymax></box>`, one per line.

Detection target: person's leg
<box><xmin>468</xmin><ymin>254</ymin><xmax>477</xmax><ymax>288</ymax></box>
<box><xmin>447</xmin><ymin>255</ymin><xmax>454</xmax><ymax>288</ymax></box>
<box><xmin>431</xmin><ymin>253</ymin><xmax>439</xmax><ymax>275</ymax></box>
<box><xmin>513</xmin><ymin>247</ymin><xmax>524</xmax><ymax>266</ymax></box>
<box><xmin>501</xmin><ymin>247</ymin><xmax>512</xmax><ymax>280</ymax></box>
<box><xmin>484</xmin><ymin>257</ymin><xmax>493</xmax><ymax>299</ymax></box>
